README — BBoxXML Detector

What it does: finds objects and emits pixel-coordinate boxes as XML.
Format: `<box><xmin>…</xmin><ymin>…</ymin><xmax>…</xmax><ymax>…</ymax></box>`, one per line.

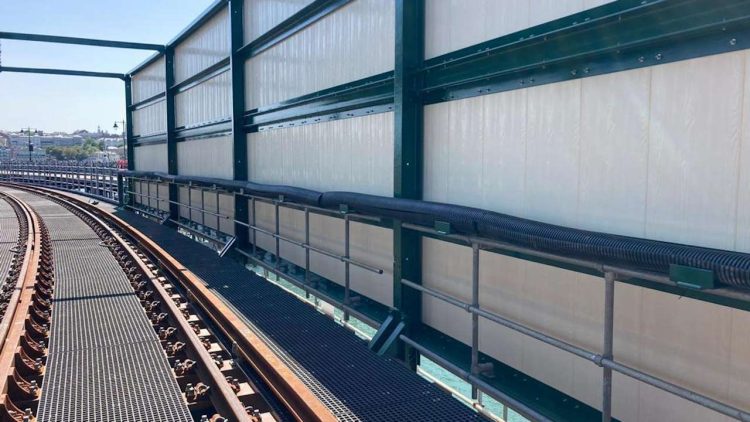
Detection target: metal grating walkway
<box><xmin>0</xmin><ymin>197</ymin><xmax>20</xmax><ymax>298</ymax></box>
<box><xmin>4</xmin><ymin>190</ymin><xmax>192</xmax><ymax>422</ymax></box>
<box><xmin>114</xmin><ymin>209</ymin><xmax>484</xmax><ymax>422</ymax></box>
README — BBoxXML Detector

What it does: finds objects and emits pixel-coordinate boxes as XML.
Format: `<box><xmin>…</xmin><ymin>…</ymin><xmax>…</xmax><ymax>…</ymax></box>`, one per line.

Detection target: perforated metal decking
<box><xmin>113</xmin><ymin>209</ymin><xmax>484</xmax><ymax>422</ymax></box>
<box><xmin>0</xmin><ymin>197</ymin><xmax>21</xmax><ymax>297</ymax></box>
<box><xmin>5</xmin><ymin>190</ymin><xmax>192</xmax><ymax>422</ymax></box>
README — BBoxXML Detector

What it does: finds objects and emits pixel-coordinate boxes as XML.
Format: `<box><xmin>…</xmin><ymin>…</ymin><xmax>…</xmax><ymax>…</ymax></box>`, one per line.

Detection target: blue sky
<box><xmin>0</xmin><ymin>0</ymin><xmax>213</xmax><ymax>133</ymax></box>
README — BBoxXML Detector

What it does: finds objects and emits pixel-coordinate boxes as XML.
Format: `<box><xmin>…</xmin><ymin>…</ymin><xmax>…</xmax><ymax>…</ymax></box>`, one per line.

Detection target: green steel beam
<box><xmin>229</xmin><ymin>0</ymin><xmax>750</xmax><ymax>128</ymax></box>
<box><xmin>124</xmin><ymin>75</ymin><xmax>135</xmax><ymax>208</ymax></box>
<box><xmin>230</xmin><ymin>0</ymin><xmax>249</xmax><ymax>248</ymax></box>
<box><xmin>236</xmin><ymin>0</ymin><xmax>353</xmax><ymax>59</ymax></box>
<box><xmin>164</xmin><ymin>47</ymin><xmax>180</xmax><ymax>220</ymax></box>
<box><xmin>129</xmin><ymin>92</ymin><xmax>166</xmax><ymax>111</ymax></box>
<box><xmin>0</xmin><ymin>31</ymin><xmax>164</xmax><ymax>51</ymax></box>
<box><xmin>243</xmin><ymin>72</ymin><xmax>394</xmax><ymax>131</ymax></box>
<box><xmin>171</xmin><ymin>59</ymin><xmax>230</xmax><ymax>93</ymax></box>
<box><xmin>420</xmin><ymin>0</ymin><xmax>750</xmax><ymax>103</ymax></box>
<box><xmin>0</xmin><ymin>66</ymin><xmax>125</xmax><ymax>79</ymax></box>
<box><xmin>175</xmin><ymin>121</ymin><xmax>232</xmax><ymax>140</ymax></box>
<box><xmin>393</xmin><ymin>0</ymin><xmax>424</xmax><ymax>370</ymax></box>
<box><xmin>124</xmin><ymin>76</ymin><xmax>135</xmax><ymax>171</ymax></box>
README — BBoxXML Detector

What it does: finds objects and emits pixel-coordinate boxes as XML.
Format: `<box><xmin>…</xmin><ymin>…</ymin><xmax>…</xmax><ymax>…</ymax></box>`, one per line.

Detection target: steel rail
<box><xmin>7</xmin><ymin>185</ymin><xmax>254</xmax><ymax>421</ymax></box>
<box><xmin>17</xmin><ymin>184</ymin><xmax>337</xmax><ymax>422</ymax></box>
<box><xmin>0</xmin><ymin>190</ymin><xmax>43</xmax><ymax>419</ymax></box>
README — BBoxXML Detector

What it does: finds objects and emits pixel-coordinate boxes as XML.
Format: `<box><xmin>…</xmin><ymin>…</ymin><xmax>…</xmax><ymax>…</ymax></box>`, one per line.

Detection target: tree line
<box><xmin>45</xmin><ymin>138</ymin><xmax>105</xmax><ymax>161</ymax></box>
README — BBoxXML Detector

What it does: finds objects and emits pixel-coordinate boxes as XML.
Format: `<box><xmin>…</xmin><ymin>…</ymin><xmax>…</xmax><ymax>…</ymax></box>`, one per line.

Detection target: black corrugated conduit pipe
<box><xmin>122</xmin><ymin>171</ymin><xmax>750</xmax><ymax>288</ymax></box>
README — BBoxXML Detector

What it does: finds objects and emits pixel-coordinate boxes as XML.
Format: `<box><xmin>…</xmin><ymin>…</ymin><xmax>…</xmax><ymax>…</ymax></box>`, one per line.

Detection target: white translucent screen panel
<box><xmin>243</xmin><ymin>0</ymin><xmax>314</xmax><ymax>43</ymax></box>
<box><xmin>247</xmin><ymin>112</ymin><xmax>393</xmax><ymax>196</ymax></box>
<box><xmin>245</xmin><ymin>0</ymin><xmax>394</xmax><ymax>109</ymax></box>
<box><xmin>175</xmin><ymin>70</ymin><xmax>232</xmax><ymax>128</ymax></box>
<box><xmin>133</xmin><ymin>143</ymin><xmax>168</xmax><ymax>172</ymax></box>
<box><xmin>174</xmin><ymin>7</ymin><xmax>230</xmax><ymax>83</ymax></box>
<box><xmin>131</xmin><ymin>56</ymin><xmax>166</xmax><ymax>103</ymax></box>
<box><xmin>177</xmin><ymin>135</ymin><xmax>233</xmax><ymax>179</ymax></box>
<box><xmin>425</xmin><ymin>0</ymin><xmax>615</xmax><ymax>59</ymax></box>
<box><xmin>421</xmin><ymin>236</ymin><xmax>750</xmax><ymax>421</ymax></box>
<box><xmin>132</xmin><ymin>100</ymin><xmax>167</xmax><ymax>137</ymax></box>
<box><xmin>424</xmin><ymin>51</ymin><xmax>750</xmax><ymax>252</ymax></box>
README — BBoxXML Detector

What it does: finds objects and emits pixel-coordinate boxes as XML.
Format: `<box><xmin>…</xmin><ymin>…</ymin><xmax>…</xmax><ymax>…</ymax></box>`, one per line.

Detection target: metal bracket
<box><xmin>434</xmin><ymin>220</ymin><xmax>451</xmax><ymax>235</ymax></box>
<box><xmin>368</xmin><ymin>312</ymin><xmax>405</xmax><ymax>355</ymax></box>
<box><xmin>219</xmin><ymin>236</ymin><xmax>237</xmax><ymax>257</ymax></box>
<box><xmin>669</xmin><ymin>264</ymin><xmax>715</xmax><ymax>290</ymax></box>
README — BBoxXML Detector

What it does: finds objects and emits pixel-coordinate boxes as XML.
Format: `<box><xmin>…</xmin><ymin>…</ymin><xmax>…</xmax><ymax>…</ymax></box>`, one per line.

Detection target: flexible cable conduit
<box><xmin>124</xmin><ymin>171</ymin><xmax>750</xmax><ymax>288</ymax></box>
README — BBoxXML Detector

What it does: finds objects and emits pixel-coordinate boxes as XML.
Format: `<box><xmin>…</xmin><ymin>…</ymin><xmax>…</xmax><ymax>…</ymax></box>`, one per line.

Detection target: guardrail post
<box><xmin>602</xmin><ymin>271</ymin><xmax>616</xmax><ymax>422</ymax></box>
<box><xmin>251</xmin><ymin>197</ymin><xmax>257</xmax><ymax>257</ymax></box>
<box><xmin>274</xmin><ymin>200</ymin><xmax>280</xmax><ymax>270</ymax></box>
<box><xmin>470</xmin><ymin>242</ymin><xmax>480</xmax><ymax>399</ymax></box>
<box><xmin>344</xmin><ymin>213</ymin><xmax>351</xmax><ymax>322</ymax></box>
<box><xmin>304</xmin><ymin>207</ymin><xmax>311</xmax><ymax>296</ymax></box>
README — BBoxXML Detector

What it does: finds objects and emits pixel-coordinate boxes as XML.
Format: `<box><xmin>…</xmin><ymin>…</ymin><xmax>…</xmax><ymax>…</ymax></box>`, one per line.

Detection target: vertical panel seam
<box><xmin>733</xmin><ymin>52</ymin><xmax>748</xmax><ymax>252</ymax></box>
<box><xmin>642</xmin><ymin>68</ymin><xmax>654</xmax><ymax>240</ymax></box>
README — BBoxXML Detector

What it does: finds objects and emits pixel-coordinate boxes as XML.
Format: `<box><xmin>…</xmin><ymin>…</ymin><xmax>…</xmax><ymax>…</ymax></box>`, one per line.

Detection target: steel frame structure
<box><xmin>5</xmin><ymin>0</ymin><xmax>750</xmax><ymax>420</ymax></box>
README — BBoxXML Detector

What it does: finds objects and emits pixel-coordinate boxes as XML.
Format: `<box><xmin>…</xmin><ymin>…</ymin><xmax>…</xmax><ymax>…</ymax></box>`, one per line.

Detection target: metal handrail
<box><xmin>3</xmin><ymin>166</ymin><xmax>748</xmax><ymax>421</ymax></box>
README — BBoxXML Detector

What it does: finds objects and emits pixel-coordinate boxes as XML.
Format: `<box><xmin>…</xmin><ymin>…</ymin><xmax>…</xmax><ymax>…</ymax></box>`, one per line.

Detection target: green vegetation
<box><xmin>46</xmin><ymin>138</ymin><xmax>105</xmax><ymax>160</ymax></box>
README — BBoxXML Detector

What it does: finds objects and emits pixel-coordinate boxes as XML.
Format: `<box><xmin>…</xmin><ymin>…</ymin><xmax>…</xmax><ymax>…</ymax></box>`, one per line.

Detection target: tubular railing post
<box><xmin>602</xmin><ymin>271</ymin><xmax>616</xmax><ymax>422</ymax></box>
<box><xmin>216</xmin><ymin>190</ymin><xmax>221</xmax><ymax>235</ymax></box>
<box><xmin>156</xmin><ymin>182</ymin><xmax>161</xmax><ymax>213</ymax></box>
<box><xmin>344</xmin><ymin>213</ymin><xmax>351</xmax><ymax>322</ymax></box>
<box><xmin>201</xmin><ymin>189</ymin><xmax>206</xmax><ymax>226</ymax></box>
<box><xmin>187</xmin><ymin>186</ymin><xmax>192</xmax><ymax>223</ymax></box>
<box><xmin>251</xmin><ymin>197</ymin><xmax>257</xmax><ymax>257</ymax></box>
<box><xmin>274</xmin><ymin>200</ymin><xmax>280</xmax><ymax>270</ymax></box>
<box><xmin>304</xmin><ymin>207</ymin><xmax>311</xmax><ymax>298</ymax></box>
<box><xmin>470</xmin><ymin>242</ymin><xmax>480</xmax><ymax>400</ymax></box>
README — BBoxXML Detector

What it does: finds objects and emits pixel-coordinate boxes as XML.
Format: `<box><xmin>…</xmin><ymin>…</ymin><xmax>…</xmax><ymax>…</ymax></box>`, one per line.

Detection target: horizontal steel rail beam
<box><xmin>420</xmin><ymin>0</ymin><xmax>750</xmax><ymax>103</ymax></box>
<box><xmin>0</xmin><ymin>31</ymin><xmax>164</xmax><ymax>51</ymax></box>
<box><xmin>400</xmin><ymin>277</ymin><xmax>750</xmax><ymax>422</ymax></box>
<box><xmin>0</xmin><ymin>66</ymin><xmax>126</xmax><ymax>79</ymax></box>
<box><xmin>243</xmin><ymin>72</ymin><xmax>394</xmax><ymax>131</ymax></box>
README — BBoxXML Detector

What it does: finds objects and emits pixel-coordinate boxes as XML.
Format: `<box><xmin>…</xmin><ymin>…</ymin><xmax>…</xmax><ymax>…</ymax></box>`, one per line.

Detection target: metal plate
<box><xmin>5</xmin><ymin>190</ymin><xmax>193</xmax><ymax>422</ymax></box>
<box><xmin>118</xmin><ymin>210</ymin><xmax>484</xmax><ymax>421</ymax></box>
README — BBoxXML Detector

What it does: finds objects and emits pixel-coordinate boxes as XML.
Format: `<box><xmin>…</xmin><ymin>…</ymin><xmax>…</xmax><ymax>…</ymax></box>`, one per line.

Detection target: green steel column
<box><xmin>230</xmin><ymin>0</ymin><xmax>249</xmax><ymax>248</ymax></box>
<box><xmin>393</xmin><ymin>0</ymin><xmax>424</xmax><ymax>369</ymax></box>
<box><xmin>165</xmin><ymin>48</ymin><xmax>179</xmax><ymax>220</ymax></box>
<box><xmin>124</xmin><ymin>75</ymin><xmax>135</xmax><ymax>206</ymax></box>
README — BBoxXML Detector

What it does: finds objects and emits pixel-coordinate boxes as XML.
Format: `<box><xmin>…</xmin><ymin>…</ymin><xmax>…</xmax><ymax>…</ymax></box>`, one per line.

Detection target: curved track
<box><xmin>0</xmin><ymin>184</ymin><xmax>336</xmax><ymax>422</ymax></box>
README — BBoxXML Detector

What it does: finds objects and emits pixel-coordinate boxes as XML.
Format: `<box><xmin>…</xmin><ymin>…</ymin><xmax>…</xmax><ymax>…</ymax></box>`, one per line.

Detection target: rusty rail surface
<box><xmin>0</xmin><ymin>190</ymin><xmax>46</xmax><ymax>421</ymax></box>
<box><xmin>1</xmin><ymin>183</ymin><xmax>337</xmax><ymax>422</ymax></box>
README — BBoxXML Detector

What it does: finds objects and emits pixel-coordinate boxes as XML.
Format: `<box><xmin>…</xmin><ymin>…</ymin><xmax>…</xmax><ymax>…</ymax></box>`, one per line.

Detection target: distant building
<box><xmin>9</xmin><ymin>133</ymin><xmax>83</xmax><ymax>148</ymax></box>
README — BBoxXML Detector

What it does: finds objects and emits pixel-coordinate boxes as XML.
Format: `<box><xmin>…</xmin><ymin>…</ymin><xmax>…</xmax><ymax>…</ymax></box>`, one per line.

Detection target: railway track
<box><xmin>0</xmin><ymin>183</ymin><xmax>336</xmax><ymax>422</ymax></box>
